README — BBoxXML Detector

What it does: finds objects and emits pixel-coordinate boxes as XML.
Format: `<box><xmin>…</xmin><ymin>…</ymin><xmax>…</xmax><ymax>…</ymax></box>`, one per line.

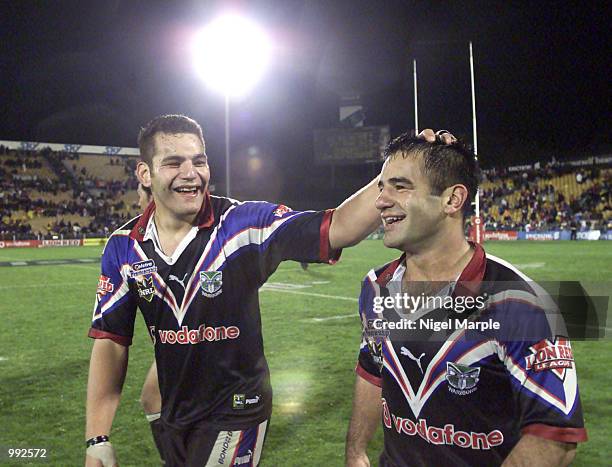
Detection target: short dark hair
<box><xmin>384</xmin><ymin>133</ymin><xmax>481</xmax><ymax>215</ymax></box>
<box><xmin>137</xmin><ymin>114</ymin><xmax>205</xmax><ymax>165</ymax></box>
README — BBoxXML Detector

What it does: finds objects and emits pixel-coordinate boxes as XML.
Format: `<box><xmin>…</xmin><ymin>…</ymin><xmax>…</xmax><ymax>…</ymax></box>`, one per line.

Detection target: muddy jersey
<box><xmin>90</xmin><ymin>194</ymin><xmax>340</xmax><ymax>430</ymax></box>
<box><xmin>357</xmin><ymin>244</ymin><xmax>587</xmax><ymax>466</ymax></box>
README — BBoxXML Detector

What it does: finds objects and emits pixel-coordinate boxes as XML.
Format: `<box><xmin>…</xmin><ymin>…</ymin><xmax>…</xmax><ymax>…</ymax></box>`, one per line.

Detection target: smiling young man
<box><xmin>345</xmin><ymin>134</ymin><xmax>587</xmax><ymax>467</ymax></box>
<box><xmin>85</xmin><ymin>114</ymin><xmax>390</xmax><ymax>467</ymax></box>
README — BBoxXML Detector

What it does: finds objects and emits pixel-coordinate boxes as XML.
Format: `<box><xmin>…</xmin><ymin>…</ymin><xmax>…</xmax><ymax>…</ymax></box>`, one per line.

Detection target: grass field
<box><xmin>0</xmin><ymin>240</ymin><xmax>610</xmax><ymax>466</ymax></box>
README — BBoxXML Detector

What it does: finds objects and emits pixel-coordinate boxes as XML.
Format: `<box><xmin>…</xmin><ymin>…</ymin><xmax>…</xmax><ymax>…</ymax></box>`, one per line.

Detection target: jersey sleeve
<box><xmin>229</xmin><ymin>201</ymin><xmax>342</xmax><ymax>280</ymax></box>
<box><xmin>87</xmin><ymin>235</ymin><xmax>137</xmax><ymax>346</ymax></box>
<box><xmin>356</xmin><ymin>276</ymin><xmax>383</xmax><ymax>387</ymax></box>
<box><xmin>492</xmin><ymin>296</ymin><xmax>587</xmax><ymax>443</ymax></box>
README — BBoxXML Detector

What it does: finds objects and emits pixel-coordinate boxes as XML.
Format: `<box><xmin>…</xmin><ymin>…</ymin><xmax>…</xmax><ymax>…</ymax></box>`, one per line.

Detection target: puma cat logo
<box><xmin>401</xmin><ymin>346</ymin><xmax>426</xmax><ymax>374</ymax></box>
<box><xmin>168</xmin><ymin>272</ymin><xmax>189</xmax><ymax>291</ymax></box>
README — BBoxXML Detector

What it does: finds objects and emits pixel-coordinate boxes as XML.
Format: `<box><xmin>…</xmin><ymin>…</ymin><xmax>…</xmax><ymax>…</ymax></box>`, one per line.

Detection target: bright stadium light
<box><xmin>192</xmin><ymin>14</ymin><xmax>271</xmax><ymax>197</ymax></box>
<box><xmin>193</xmin><ymin>15</ymin><xmax>272</xmax><ymax>98</ymax></box>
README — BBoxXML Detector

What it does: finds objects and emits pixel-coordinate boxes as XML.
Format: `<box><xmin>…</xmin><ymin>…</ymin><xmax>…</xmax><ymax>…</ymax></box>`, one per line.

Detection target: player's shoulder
<box><xmin>483</xmin><ymin>253</ymin><xmax>530</xmax><ymax>282</ymax></box>
<box><xmin>361</xmin><ymin>255</ymin><xmax>404</xmax><ymax>291</ymax></box>
<box><xmin>219</xmin><ymin>197</ymin><xmax>305</xmax><ymax>223</ymax></box>
<box><xmin>482</xmin><ymin>252</ymin><xmax>540</xmax><ymax>296</ymax></box>
<box><xmin>210</xmin><ymin>194</ymin><xmax>239</xmax><ymax>215</ymax></box>
<box><xmin>481</xmin><ymin>251</ymin><xmax>557</xmax><ymax>317</ymax></box>
<box><xmin>101</xmin><ymin>215</ymin><xmax>139</xmax><ymax>256</ymax></box>
<box><xmin>109</xmin><ymin>215</ymin><xmax>139</xmax><ymax>239</ymax></box>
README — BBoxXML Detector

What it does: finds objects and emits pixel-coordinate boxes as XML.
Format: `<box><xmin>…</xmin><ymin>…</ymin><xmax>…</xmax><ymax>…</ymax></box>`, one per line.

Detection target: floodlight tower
<box><xmin>193</xmin><ymin>14</ymin><xmax>271</xmax><ymax>197</ymax></box>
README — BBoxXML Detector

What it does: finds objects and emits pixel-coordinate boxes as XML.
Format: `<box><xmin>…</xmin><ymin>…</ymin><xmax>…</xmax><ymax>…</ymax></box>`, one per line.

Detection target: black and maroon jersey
<box><xmin>90</xmin><ymin>193</ymin><xmax>339</xmax><ymax>430</ymax></box>
<box><xmin>357</xmin><ymin>244</ymin><xmax>587</xmax><ymax>466</ymax></box>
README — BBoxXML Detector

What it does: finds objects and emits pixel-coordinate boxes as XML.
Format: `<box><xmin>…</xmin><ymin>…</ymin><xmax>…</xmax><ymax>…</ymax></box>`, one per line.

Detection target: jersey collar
<box><xmin>130</xmin><ymin>190</ymin><xmax>215</xmax><ymax>241</ymax></box>
<box><xmin>375</xmin><ymin>241</ymin><xmax>486</xmax><ymax>294</ymax></box>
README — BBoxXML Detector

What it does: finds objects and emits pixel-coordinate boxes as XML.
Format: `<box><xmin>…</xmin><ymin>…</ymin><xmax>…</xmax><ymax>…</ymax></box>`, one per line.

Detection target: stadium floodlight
<box><xmin>192</xmin><ymin>14</ymin><xmax>272</xmax><ymax>197</ymax></box>
<box><xmin>192</xmin><ymin>14</ymin><xmax>272</xmax><ymax>98</ymax></box>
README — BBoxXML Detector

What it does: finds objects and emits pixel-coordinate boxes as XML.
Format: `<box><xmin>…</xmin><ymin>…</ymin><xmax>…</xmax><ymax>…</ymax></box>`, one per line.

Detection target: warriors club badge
<box><xmin>200</xmin><ymin>271</ymin><xmax>223</xmax><ymax>298</ymax></box>
<box><xmin>446</xmin><ymin>362</ymin><xmax>480</xmax><ymax>395</ymax></box>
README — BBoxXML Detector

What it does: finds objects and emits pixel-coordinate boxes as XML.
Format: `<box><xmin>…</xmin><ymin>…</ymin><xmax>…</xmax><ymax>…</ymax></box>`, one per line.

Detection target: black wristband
<box><xmin>86</xmin><ymin>435</ymin><xmax>110</xmax><ymax>447</ymax></box>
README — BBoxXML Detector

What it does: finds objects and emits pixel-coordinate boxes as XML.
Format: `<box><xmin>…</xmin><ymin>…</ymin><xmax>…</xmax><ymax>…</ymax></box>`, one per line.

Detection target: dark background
<box><xmin>0</xmin><ymin>0</ymin><xmax>609</xmax><ymax>200</ymax></box>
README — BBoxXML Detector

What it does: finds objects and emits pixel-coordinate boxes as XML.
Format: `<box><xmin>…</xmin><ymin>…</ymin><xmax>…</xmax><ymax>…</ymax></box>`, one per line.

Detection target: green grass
<box><xmin>0</xmin><ymin>241</ymin><xmax>609</xmax><ymax>466</ymax></box>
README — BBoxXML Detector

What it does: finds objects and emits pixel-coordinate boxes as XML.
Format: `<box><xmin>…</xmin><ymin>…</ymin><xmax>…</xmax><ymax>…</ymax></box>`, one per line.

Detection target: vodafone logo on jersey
<box><xmin>154</xmin><ymin>324</ymin><xmax>240</xmax><ymax>345</ymax></box>
<box><xmin>382</xmin><ymin>399</ymin><xmax>504</xmax><ymax>450</ymax></box>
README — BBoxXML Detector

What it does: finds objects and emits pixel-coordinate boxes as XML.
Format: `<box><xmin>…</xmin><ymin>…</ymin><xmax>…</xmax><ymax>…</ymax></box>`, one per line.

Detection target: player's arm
<box><xmin>329</xmin><ymin>177</ymin><xmax>381</xmax><ymax>249</ymax></box>
<box><xmin>502</xmin><ymin>435</ymin><xmax>576</xmax><ymax>467</ymax></box>
<box><xmin>345</xmin><ymin>374</ymin><xmax>382</xmax><ymax>467</ymax></box>
<box><xmin>85</xmin><ymin>338</ymin><xmax>129</xmax><ymax>467</ymax></box>
<box><xmin>329</xmin><ymin>129</ymin><xmax>455</xmax><ymax>249</ymax></box>
<box><xmin>140</xmin><ymin>361</ymin><xmax>161</xmax><ymax>415</ymax></box>
<box><xmin>493</xmin><ymin>297</ymin><xmax>586</xmax><ymax>467</ymax></box>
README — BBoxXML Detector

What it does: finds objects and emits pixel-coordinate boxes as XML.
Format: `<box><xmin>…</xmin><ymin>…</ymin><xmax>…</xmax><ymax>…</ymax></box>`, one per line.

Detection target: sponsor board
<box><xmin>524</xmin><ymin>231</ymin><xmax>562</xmax><ymax>241</ymax></box>
<box><xmin>0</xmin><ymin>240</ymin><xmax>41</xmax><ymax>248</ymax></box>
<box><xmin>0</xmin><ymin>238</ymin><xmax>108</xmax><ymax>248</ymax></box>
<box><xmin>484</xmin><ymin>231</ymin><xmax>518</xmax><ymax>241</ymax></box>
<box><xmin>577</xmin><ymin>230</ymin><xmax>601</xmax><ymax>241</ymax></box>
<box><xmin>40</xmin><ymin>239</ymin><xmax>83</xmax><ymax>248</ymax></box>
<box><xmin>83</xmin><ymin>238</ymin><xmax>108</xmax><ymax>247</ymax></box>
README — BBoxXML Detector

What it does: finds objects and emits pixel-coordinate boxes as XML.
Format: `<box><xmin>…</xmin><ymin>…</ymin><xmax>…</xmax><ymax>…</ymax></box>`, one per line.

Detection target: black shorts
<box><xmin>160</xmin><ymin>419</ymin><xmax>269</xmax><ymax>467</ymax></box>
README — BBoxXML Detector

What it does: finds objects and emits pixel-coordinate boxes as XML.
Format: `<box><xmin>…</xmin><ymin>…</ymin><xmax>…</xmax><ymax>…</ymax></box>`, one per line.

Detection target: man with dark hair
<box><xmin>85</xmin><ymin>114</ymin><xmax>404</xmax><ymax>466</ymax></box>
<box><xmin>379</xmin><ymin>132</ymin><xmax>480</xmax><ymax>216</ymax></box>
<box><xmin>136</xmin><ymin>115</ymin><xmax>206</xmax><ymax>166</ymax></box>
<box><xmin>345</xmin><ymin>133</ymin><xmax>587</xmax><ymax>466</ymax></box>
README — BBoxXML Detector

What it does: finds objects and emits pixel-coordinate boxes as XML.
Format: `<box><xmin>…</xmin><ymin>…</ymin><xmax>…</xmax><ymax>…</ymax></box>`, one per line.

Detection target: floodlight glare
<box><xmin>193</xmin><ymin>15</ymin><xmax>272</xmax><ymax>97</ymax></box>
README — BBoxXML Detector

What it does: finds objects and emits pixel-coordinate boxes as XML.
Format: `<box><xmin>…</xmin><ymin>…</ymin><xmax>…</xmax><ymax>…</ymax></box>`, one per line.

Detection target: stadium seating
<box><xmin>2</xmin><ymin>146</ymin><xmax>610</xmax><ymax>239</ymax></box>
<box><xmin>1</xmin><ymin>148</ymin><xmax>140</xmax><ymax>240</ymax></box>
<box><xmin>480</xmin><ymin>166</ymin><xmax>610</xmax><ymax>232</ymax></box>
<box><xmin>69</xmin><ymin>155</ymin><xmax>131</xmax><ymax>182</ymax></box>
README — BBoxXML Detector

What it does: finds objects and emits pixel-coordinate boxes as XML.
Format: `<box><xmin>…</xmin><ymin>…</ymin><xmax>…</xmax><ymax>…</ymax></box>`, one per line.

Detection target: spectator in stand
<box><xmin>570</xmin><ymin>220</ymin><xmax>578</xmax><ymax>240</ymax></box>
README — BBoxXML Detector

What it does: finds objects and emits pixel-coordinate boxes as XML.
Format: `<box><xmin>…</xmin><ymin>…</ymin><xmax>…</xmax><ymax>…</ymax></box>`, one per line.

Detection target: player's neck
<box><xmin>153</xmin><ymin>210</ymin><xmax>196</xmax><ymax>256</ymax></box>
<box><xmin>403</xmin><ymin>229</ymin><xmax>472</xmax><ymax>282</ymax></box>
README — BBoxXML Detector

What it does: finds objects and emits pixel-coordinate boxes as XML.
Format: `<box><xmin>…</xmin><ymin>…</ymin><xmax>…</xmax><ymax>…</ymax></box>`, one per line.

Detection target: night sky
<box><xmin>0</xmin><ymin>0</ymin><xmax>609</xmax><ymax>197</ymax></box>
